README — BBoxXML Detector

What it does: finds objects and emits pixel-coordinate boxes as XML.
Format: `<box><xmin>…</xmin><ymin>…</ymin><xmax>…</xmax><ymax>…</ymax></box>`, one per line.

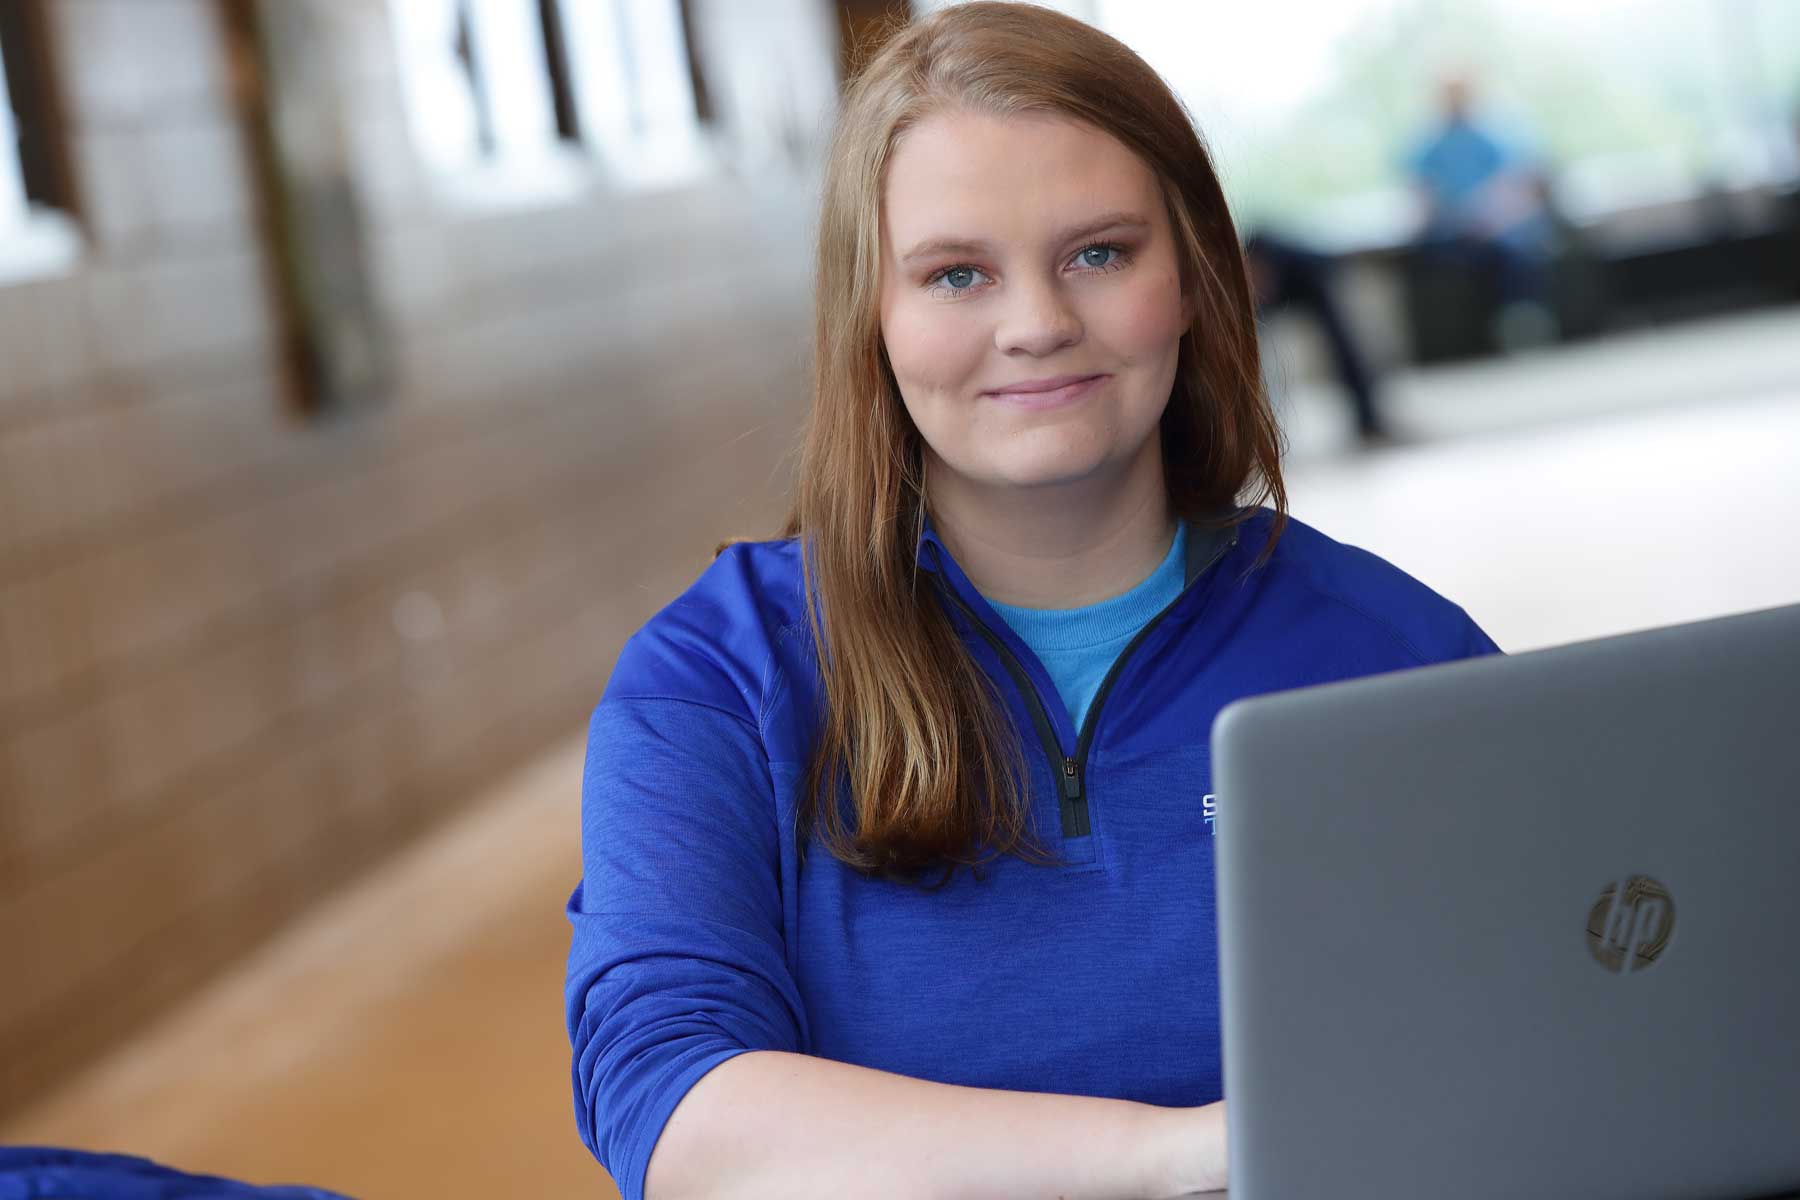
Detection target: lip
<box><xmin>982</xmin><ymin>373</ymin><xmax>1109</xmax><ymax>410</ymax></box>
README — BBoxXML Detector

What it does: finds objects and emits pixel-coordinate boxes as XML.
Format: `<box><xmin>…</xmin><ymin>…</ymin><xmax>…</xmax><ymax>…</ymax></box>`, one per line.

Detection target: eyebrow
<box><xmin>898</xmin><ymin>210</ymin><xmax>1152</xmax><ymax>265</ymax></box>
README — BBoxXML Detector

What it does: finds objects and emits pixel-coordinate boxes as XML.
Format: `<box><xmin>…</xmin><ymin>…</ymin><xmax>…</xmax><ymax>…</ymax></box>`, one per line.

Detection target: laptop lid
<box><xmin>1212</xmin><ymin>602</ymin><xmax>1800</xmax><ymax>1200</ymax></box>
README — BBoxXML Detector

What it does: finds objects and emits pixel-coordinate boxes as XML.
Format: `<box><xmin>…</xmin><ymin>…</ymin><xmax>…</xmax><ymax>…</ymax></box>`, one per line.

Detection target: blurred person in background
<box><xmin>564</xmin><ymin>6</ymin><xmax>1500</xmax><ymax>1199</ymax></box>
<box><xmin>1406</xmin><ymin>71</ymin><xmax>1560</xmax><ymax>350</ymax></box>
<box><xmin>1243</xmin><ymin>227</ymin><xmax>1394</xmax><ymax>448</ymax></box>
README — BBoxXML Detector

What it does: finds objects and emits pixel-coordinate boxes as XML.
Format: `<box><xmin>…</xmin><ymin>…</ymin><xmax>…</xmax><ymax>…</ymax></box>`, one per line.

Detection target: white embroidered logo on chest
<box><xmin>1202</xmin><ymin>793</ymin><xmax>1217</xmax><ymax>835</ymax></box>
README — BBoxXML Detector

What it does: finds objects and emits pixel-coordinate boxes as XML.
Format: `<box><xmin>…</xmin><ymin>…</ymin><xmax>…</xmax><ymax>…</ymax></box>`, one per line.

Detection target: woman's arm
<box><xmin>645</xmin><ymin>1050</ymin><xmax>1226</xmax><ymax>1200</ymax></box>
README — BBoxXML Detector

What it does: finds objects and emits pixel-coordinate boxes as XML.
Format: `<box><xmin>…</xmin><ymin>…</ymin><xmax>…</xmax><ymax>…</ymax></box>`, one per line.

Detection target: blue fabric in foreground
<box><xmin>0</xmin><ymin>1146</ymin><xmax>354</xmax><ymax>1200</ymax></box>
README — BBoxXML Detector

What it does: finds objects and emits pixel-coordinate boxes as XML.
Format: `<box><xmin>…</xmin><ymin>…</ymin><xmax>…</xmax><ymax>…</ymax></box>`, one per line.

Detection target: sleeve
<box><xmin>564</xmin><ymin>694</ymin><xmax>807</xmax><ymax>1200</ymax></box>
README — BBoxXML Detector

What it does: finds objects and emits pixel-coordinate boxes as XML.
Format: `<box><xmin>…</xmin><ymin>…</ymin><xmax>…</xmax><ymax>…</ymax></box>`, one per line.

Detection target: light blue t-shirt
<box><xmin>1407</xmin><ymin>114</ymin><xmax>1551</xmax><ymax>250</ymax></box>
<box><xmin>985</xmin><ymin>523</ymin><xmax>1188</xmax><ymax>733</ymax></box>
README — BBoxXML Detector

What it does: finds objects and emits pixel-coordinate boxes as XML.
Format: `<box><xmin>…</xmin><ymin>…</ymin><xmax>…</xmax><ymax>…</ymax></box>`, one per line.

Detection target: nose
<box><xmin>993</xmin><ymin>275</ymin><xmax>1083</xmax><ymax>358</ymax></box>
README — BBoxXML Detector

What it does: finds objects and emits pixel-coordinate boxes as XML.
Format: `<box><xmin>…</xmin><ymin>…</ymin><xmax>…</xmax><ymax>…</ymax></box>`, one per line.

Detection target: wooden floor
<box><xmin>3</xmin><ymin>307</ymin><xmax>1797</xmax><ymax>1198</ymax></box>
<box><xmin>1</xmin><ymin>732</ymin><xmax>604</xmax><ymax>1197</ymax></box>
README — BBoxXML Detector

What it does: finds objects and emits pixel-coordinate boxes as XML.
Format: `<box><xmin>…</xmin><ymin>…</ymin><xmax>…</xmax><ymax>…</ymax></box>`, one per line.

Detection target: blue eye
<box><xmin>926</xmin><ymin>264</ymin><xmax>989</xmax><ymax>296</ymax></box>
<box><xmin>1076</xmin><ymin>245</ymin><xmax>1121</xmax><ymax>270</ymax></box>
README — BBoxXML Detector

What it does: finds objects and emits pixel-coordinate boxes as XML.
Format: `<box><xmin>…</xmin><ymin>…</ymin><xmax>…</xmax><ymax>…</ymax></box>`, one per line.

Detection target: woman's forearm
<box><xmin>643</xmin><ymin>1050</ymin><xmax>1212</xmax><ymax>1200</ymax></box>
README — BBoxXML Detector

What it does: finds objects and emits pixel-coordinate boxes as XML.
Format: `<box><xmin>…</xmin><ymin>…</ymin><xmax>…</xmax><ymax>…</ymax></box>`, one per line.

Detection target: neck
<box><xmin>927</xmin><ymin>441</ymin><xmax>1176</xmax><ymax>609</ymax></box>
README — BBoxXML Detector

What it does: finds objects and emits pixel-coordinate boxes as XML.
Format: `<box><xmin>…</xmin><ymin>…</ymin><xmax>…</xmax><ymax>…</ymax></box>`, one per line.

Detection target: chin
<box><xmin>985</xmin><ymin>448</ymin><xmax>1115</xmax><ymax>490</ymax></box>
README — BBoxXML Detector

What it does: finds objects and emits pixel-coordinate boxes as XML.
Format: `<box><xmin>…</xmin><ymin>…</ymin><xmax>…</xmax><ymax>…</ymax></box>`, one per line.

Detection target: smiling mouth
<box><xmin>983</xmin><ymin>373</ymin><xmax>1109</xmax><ymax>409</ymax></box>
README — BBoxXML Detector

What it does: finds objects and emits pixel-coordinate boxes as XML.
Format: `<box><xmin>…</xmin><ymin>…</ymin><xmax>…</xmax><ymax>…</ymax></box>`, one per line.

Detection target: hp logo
<box><xmin>1586</xmin><ymin>876</ymin><xmax>1675</xmax><ymax>974</ymax></box>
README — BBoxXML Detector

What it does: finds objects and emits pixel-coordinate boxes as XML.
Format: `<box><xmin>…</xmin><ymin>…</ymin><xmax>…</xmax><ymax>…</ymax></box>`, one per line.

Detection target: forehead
<box><xmin>881</xmin><ymin>109</ymin><xmax>1166</xmax><ymax>247</ymax></box>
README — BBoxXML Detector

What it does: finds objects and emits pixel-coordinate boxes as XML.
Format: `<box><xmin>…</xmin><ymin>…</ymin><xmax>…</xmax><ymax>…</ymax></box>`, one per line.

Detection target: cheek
<box><xmin>881</xmin><ymin>298</ymin><xmax>988</xmax><ymax>399</ymax></box>
<box><xmin>1099</xmin><ymin>266</ymin><xmax>1190</xmax><ymax>360</ymax></box>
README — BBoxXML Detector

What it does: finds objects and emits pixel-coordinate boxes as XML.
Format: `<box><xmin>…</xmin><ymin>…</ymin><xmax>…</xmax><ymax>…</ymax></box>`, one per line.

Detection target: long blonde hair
<box><xmin>780</xmin><ymin>2</ymin><xmax>1286</xmax><ymax>887</ymax></box>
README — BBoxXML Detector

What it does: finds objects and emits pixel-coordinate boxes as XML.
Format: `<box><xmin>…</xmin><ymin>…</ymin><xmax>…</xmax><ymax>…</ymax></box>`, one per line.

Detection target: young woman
<box><xmin>565</xmin><ymin>6</ymin><xmax>1500</xmax><ymax>1198</ymax></box>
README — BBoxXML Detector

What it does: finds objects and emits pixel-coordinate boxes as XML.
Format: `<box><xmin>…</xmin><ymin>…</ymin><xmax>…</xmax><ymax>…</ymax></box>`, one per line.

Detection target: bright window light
<box><xmin>556</xmin><ymin>0</ymin><xmax>703</xmax><ymax>183</ymax></box>
<box><xmin>1092</xmin><ymin>0</ymin><xmax>1800</xmax><ymax>241</ymax></box>
<box><xmin>0</xmin><ymin>39</ymin><xmax>27</xmax><ymax>228</ymax></box>
<box><xmin>390</xmin><ymin>0</ymin><xmax>560</xmax><ymax>169</ymax></box>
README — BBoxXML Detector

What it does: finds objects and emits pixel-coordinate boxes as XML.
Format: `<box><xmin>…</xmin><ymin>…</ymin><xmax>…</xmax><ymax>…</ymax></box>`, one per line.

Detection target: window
<box><xmin>0</xmin><ymin>5</ymin><xmax>80</xmax><ymax>280</ymax></box>
<box><xmin>557</xmin><ymin>0</ymin><xmax>705</xmax><ymax>183</ymax></box>
<box><xmin>1093</xmin><ymin>0</ymin><xmax>1800</xmax><ymax>247</ymax></box>
<box><xmin>390</xmin><ymin>0</ymin><xmax>573</xmax><ymax>171</ymax></box>
<box><xmin>0</xmin><ymin>45</ymin><xmax>28</xmax><ymax>228</ymax></box>
<box><xmin>389</xmin><ymin>0</ymin><xmax>708</xmax><ymax>197</ymax></box>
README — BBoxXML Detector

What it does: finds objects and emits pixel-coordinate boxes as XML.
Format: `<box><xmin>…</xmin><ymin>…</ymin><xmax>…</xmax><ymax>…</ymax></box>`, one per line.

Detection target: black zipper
<box><xmin>942</xmin><ymin>587</ymin><xmax>1091</xmax><ymax>836</ymax></box>
<box><xmin>935</xmin><ymin>526</ymin><xmax>1238</xmax><ymax>840</ymax></box>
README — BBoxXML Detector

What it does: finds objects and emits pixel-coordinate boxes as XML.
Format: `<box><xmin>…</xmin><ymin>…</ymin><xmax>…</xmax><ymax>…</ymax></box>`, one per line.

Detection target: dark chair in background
<box><xmin>1400</xmin><ymin>185</ymin><xmax>1797</xmax><ymax>365</ymax></box>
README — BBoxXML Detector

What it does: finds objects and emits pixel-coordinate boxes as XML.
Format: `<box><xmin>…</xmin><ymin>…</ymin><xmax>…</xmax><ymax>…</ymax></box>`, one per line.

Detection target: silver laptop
<box><xmin>1212</xmin><ymin>602</ymin><xmax>1800</xmax><ymax>1200</ymax></box>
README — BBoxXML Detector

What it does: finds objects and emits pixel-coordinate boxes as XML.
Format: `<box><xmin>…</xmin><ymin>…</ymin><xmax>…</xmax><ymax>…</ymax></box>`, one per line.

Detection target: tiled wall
<box><xmin>0</xmin><ymin>0</ymin><xmax>824</xmax><ymax>1114</ymax></box>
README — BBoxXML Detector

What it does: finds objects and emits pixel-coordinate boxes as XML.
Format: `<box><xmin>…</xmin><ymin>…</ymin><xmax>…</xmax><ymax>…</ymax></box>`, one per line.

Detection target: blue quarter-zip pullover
<box><xmin>565</xmin><ymin>506</ymin><xmax>1501</xmax><ymax>1199</ymax></box>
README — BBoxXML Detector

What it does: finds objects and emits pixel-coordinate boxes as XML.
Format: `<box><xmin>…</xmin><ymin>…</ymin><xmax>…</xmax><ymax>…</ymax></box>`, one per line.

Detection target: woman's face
<box><xmin>878</xmin><ymin>108</ymin><xmax>1191</xmax><ymax>500</ymax></box>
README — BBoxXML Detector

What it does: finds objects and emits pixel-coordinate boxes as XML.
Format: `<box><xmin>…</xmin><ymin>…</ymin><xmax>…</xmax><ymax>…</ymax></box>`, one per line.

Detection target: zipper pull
<box><xmin>1060</xmin><ymin>757</ymin><xmax>1082</xmax><ymax>801</ymax></box>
